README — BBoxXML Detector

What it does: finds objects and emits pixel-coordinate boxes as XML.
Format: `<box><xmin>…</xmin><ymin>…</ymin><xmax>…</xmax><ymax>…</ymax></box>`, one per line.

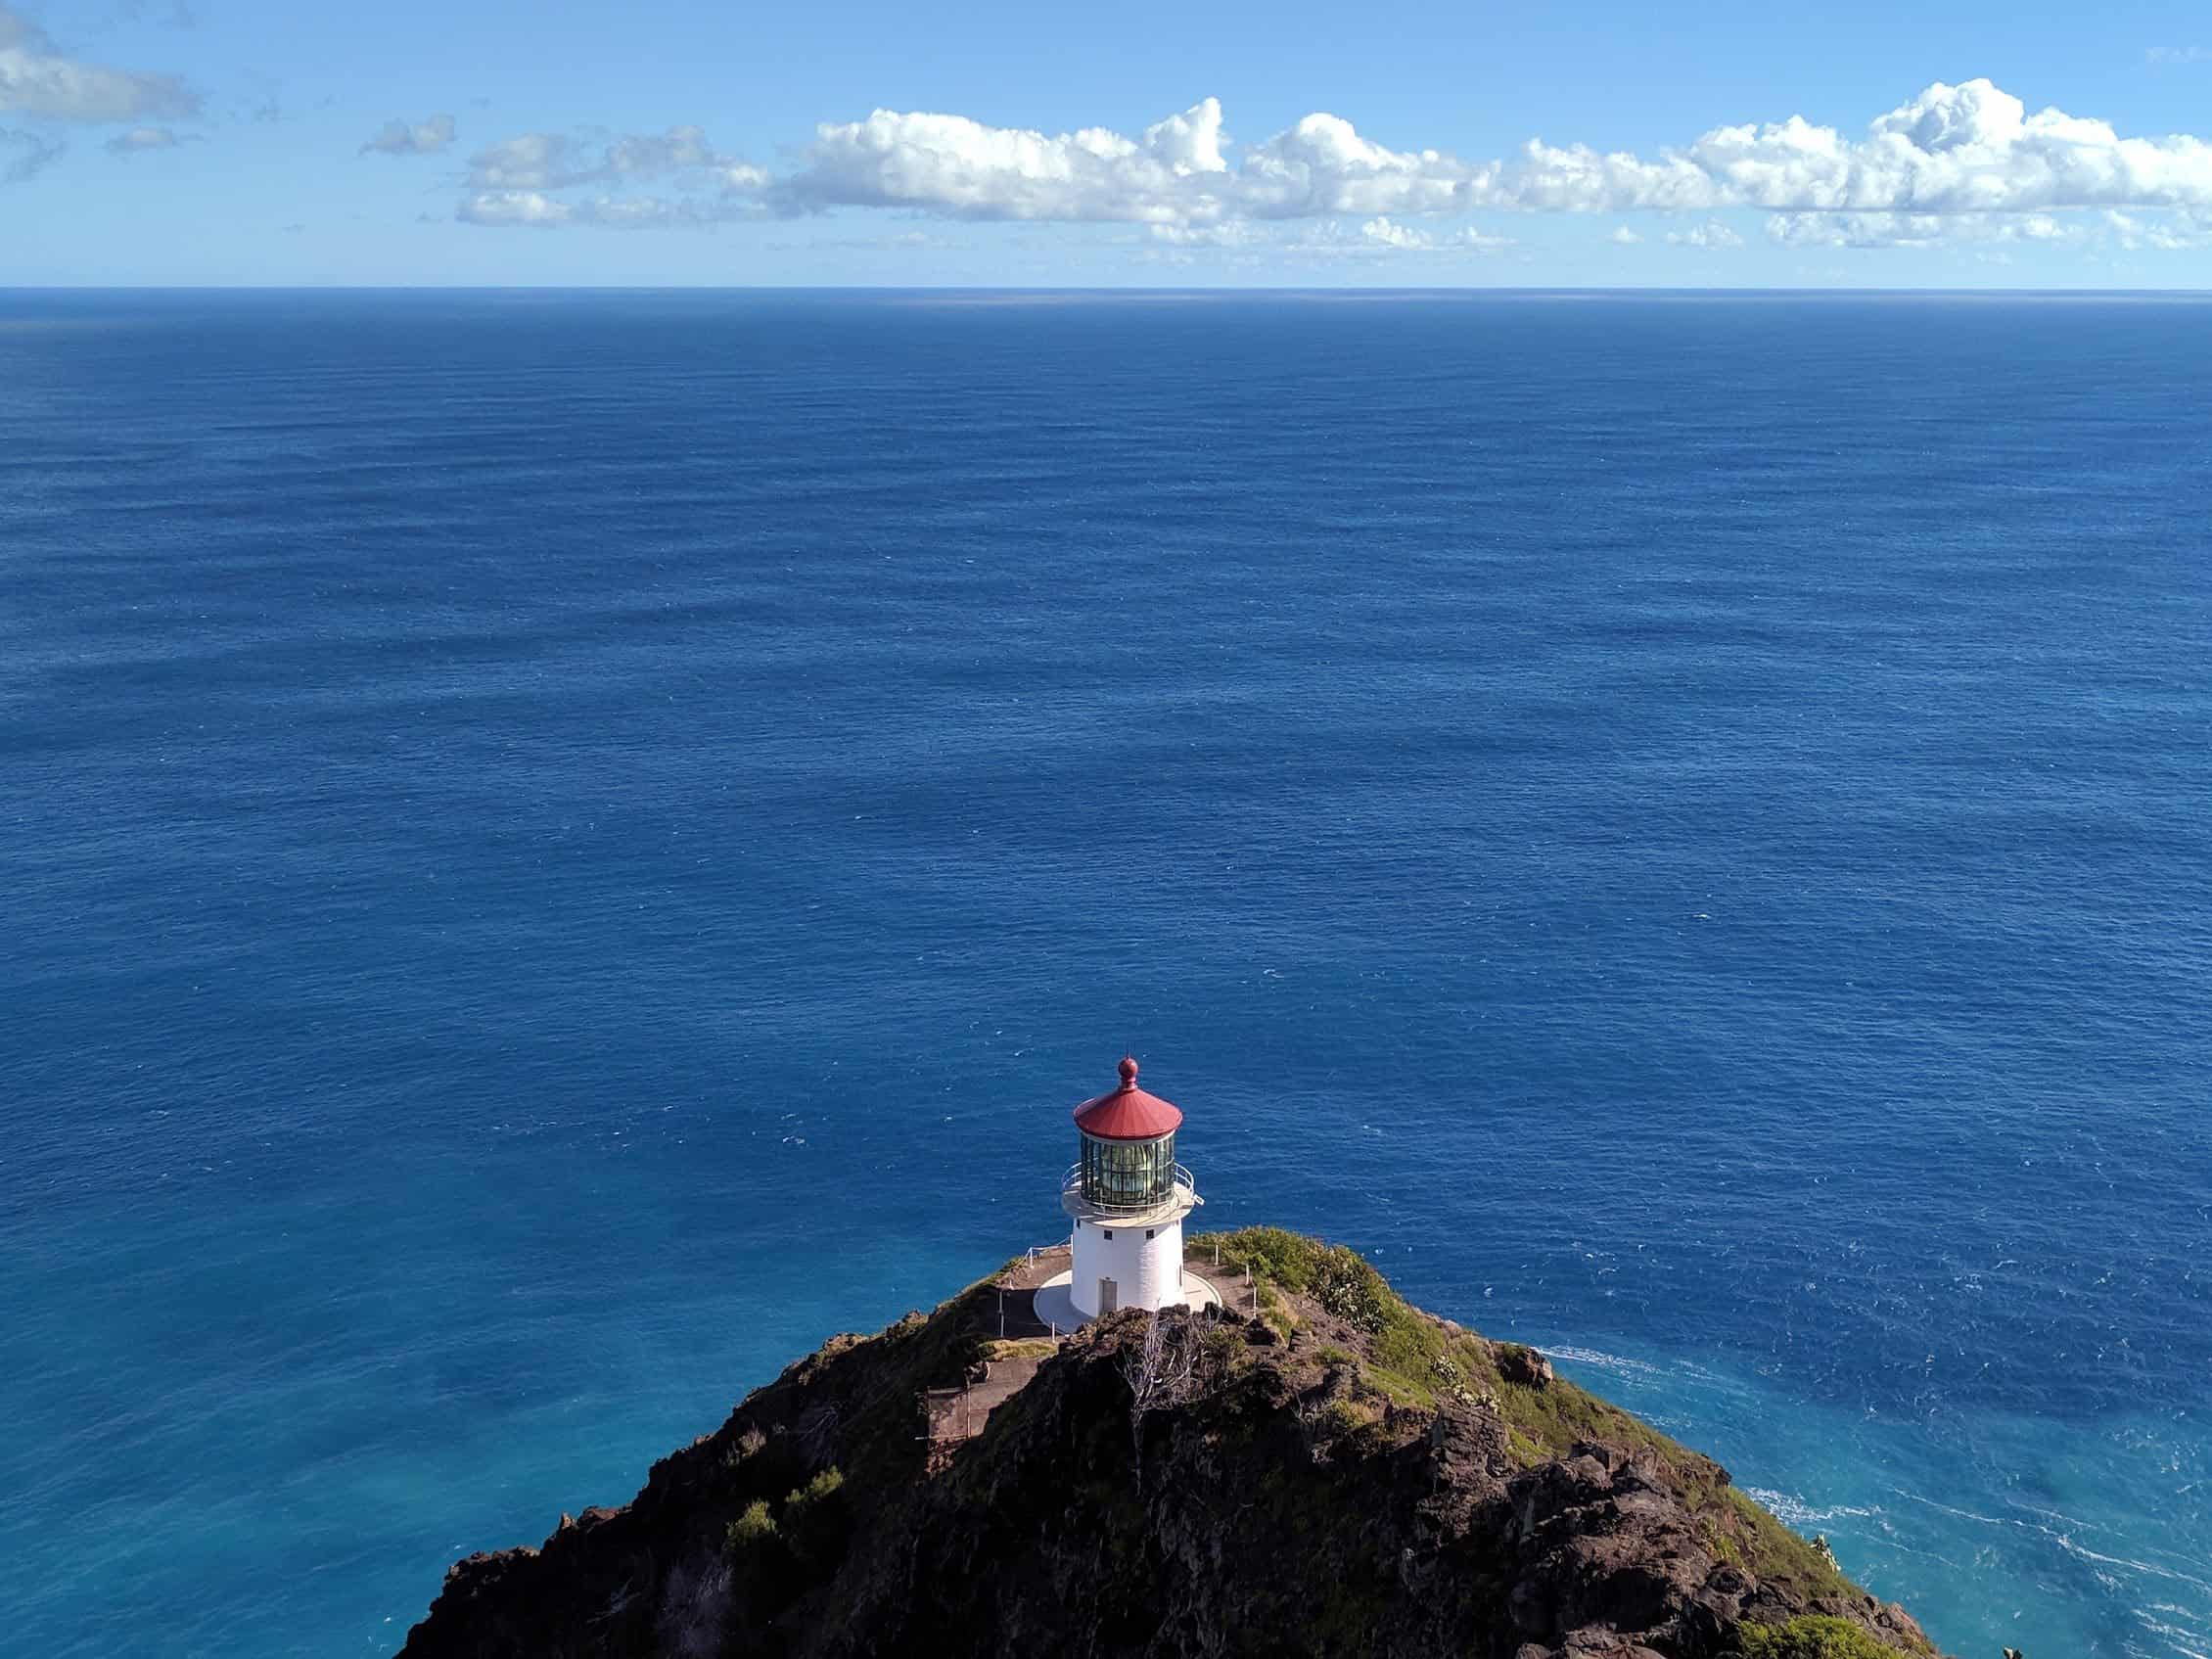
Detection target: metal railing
<box><xmin>1061</xmin><ymin>1162</ymin><xmax>1198</xmax><ymax>1212</ymax></box>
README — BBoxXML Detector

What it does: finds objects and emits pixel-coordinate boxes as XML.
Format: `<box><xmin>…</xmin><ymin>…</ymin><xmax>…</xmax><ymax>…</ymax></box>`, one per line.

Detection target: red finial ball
<box><xmin>1118</xmin><ymin>1055</ymin><xmax>1139</xmax><ymax>1087</ymax></box>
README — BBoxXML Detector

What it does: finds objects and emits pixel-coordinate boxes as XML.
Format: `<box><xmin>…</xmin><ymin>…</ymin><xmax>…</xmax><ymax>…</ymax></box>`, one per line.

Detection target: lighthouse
<box><xmin>1056</xmin><ymin>1057</ymin><xmax>1207</xmax><ymax>1318</ymax></box>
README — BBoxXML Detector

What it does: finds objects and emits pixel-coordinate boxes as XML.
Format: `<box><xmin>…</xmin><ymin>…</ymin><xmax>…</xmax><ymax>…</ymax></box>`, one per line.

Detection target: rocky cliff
<box><xmin>400</xmin><ymin>1228</ymin><xmax>1941</xmax><ymax>1659</ymax></box>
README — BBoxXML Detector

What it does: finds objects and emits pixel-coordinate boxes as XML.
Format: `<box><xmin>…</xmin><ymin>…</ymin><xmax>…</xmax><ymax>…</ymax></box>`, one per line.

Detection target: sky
<box><xmin>10</xmin><ymin>0</ymin><xmax>2212</xmax><ymax>286</ymax></box>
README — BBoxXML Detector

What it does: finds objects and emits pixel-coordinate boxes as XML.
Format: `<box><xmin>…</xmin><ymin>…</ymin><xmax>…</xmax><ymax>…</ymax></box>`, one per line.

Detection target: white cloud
<box><xmin>454</xmin><ymin>79</ymin><xmax>2212</xmax><ymax>253</ymax></box>
<box><xmin>1609</xmin><ymin>224</ymin><xmax>1642</xmax><ymax>244</ymax></box>
<box><xmin>1360</xmin><ymin>214</ymin><xmax>1429</xmax><ymax>249</ymax></box>
<box><xmin>776</xmin><ymin>98</ymin><xmax>1485</xmax><ymax>225</ymax></box>
<box><xmin>1666</xmin><ymin>218</ymin><xmax>1743</xmax><ymax>248</ymax></box>
<box><xmin>1503</xmin><ymin>79</ymin><xmax>2212</xmax><ymax>215</ymax></box>
<box><xmin>778</xmin><ymin>100</ymin><xmax>1234</xmax><ymax>223</ymax></box>
<box><xmin>1765</xmin><ymin>208</ymin><xmax>2092</xmax><ymax>248</ymax></box>
<box><xmin>457</xmin><ymin>189</ymin><xmax>737</xmax><ymax>229</ymax></box>
<box><xmin>457</xmin><ymin>189</ymin><xmax>575</xmax><ymax>227</ymax></box>
<box><xmin>602</xmin><ymin>125</ymin><xmax>724</xmax><ymax>176</ymax></box>
<box><xmin>1</xmin><ymin>122</ymin><xmax>60</xmax><ymax>181</ymax></box>
<box><xmin>1358</xmin><ymin>215</ymin><xmax>1511</xmax><ymax>252</ymax></box>
<box><xmin>455</xmin><ymin>127</ymin><xmax>773</xmax><ymax>226</ymax></box>
<box><xmin>774</xmin><ymin>80</ymin><xmax>2212</xmax><ymax>225</ymax></box>
<box><xmin>2145</xmin><ymin>46</ymin><xmax>2212</xmax><ymax>67</ymax></box>
<box><xmin>0</xmin><ymin>2</ymin><xmax>196</xmax><ymax>121</ymax></box>
<box><xmin>2102</xmin><ymin>208</ymin><xmax>2212</xmax><ymax>249</ymax></box>
<box><xmin>362</xmin><ymin>114</ymin><xmax>455</xmax><ymax>157</ymax></box>
<box><xmin>465</xmin><ymin>132</ymin><xmax>577</xmax><ymax>190</ymax></box>
<box><xmin>106</xmin><ymin>124</ymin><xmax>189</xmax><ymax>155</ymax></box>
<box><xmin>1147</xmin><ymin>220</ymin><xmax>1261</xmax><ymax>248</ymax></box>
<box><xmin>1766</xmin><ymin>210</ymin><xmax>1946</xmax><ymax>248</ymax></box>
<box><xmin>1144</xmin><ymin>216</ymin><xmax>1507</xmax><ymax>261</ymax></box>
<box><xmin>1237</xmin><ymin>113</ymin><xmax>1489</xmax><ymax>219</ymax></box>
<box><xmin>460</xmin><ymin>125</ymin><xmax>760</xmax><ymax>197</ymax></box>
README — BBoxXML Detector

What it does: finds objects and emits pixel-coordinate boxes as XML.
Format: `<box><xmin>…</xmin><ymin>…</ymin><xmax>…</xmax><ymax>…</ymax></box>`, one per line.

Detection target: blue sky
<box><xmin>9</xmin><ymin>0</ymin><xmax>2212</xmax><ymax>285</ymax></box>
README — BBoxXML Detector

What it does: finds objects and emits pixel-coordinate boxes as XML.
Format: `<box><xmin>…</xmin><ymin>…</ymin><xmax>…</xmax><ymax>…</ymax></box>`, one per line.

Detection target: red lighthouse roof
<box><xmin>1072</xmin><ymin>1056</ymin><xmax>1184</xmax><ymax>1142</ymax></box>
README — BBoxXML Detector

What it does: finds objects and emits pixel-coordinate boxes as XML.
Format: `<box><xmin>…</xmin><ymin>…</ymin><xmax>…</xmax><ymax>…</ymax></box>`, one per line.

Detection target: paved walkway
<box><xmin>1028</xmin><ymin>1267</ymin><xmax>1219</xmax><ymax>1336</ymax></box>
<box><xmin>921</xmin><ymin>1243</ymin><xmax>1264</xmax><ymax>1458</ymax></box>
<box><xmin>981</xmin><ymin>1243</ymin><xmax>1259</xmax><ymax>1340</ymax></box>
<box><xmin>923</xmin><ymin>1355</ymin><xmax>1045</xmax><ymax>1442</ymax></box>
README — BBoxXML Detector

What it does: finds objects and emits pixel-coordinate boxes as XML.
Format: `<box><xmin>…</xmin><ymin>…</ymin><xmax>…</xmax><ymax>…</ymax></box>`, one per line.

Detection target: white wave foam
<box><xmin>2051</xmin><ymin>1532</ymin><xmax>2212</xmax><ymax>1597</ymax></box>
<box><xmin>1536</xmin><ymin>1344</ymin><xmax>1661</xmax><ymax>1377</ymax></box>
<box><xmin>1744</xmin><ymin>1487</ymin><xmax>1879</xmax><ymax>1528</ymax></box>
<box><xmin>2130</xmin><ymin>1610</ymin><xmax>2212</xmax><ymax>1659</ymax></box>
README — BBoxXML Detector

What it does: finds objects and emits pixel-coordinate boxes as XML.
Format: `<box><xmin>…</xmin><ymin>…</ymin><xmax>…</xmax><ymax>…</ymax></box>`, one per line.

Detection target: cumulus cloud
<box><xmin>1358</xmin><ymin>214</ymin><xmax>1509</xmax><ymax>252</ymax></box>
<box><xmin>463</xmin><ymin>124</ymin><xmax>748</xmax><ymax>191</ymax></box>
<box><xmin>1515</xmin><ymin>79</ymin><xmax>2212</xmax><ymax>218</ymax></box>
<box><xmin>1146</xmin><ymin>219</ymin><xmax>1261</xmax><ymax>248</ymax></box>
<box><xmin>362</xmin><ymin>113</ymin><xmax>455</xmax><ymax>157</ymax></box>
<box><xmin>457</xmin><ymin>188</ymin><xmax>570</xmax><ymax>227</ymax></box>
<box><xmin>1143</xmin><ymin>216</ymin><xmax>1506</xmax><ymax>262</ymax></box>
<box><xmin>1765</xmin><ymin>208</ymin><xmax>2089</xmax><ymax>248</ymax></box>
<box><xmin>457</xmin><ymin>189</ymin><xmax>737</xmax><ymax>229</ymax></box>
<box><xmin>776</xmin><ymin>98</ymin><xmax>1487</xmax><ymax>225</ymax></box>
<box><xmin>2101</xmin><ymin>208</ymin><xmax>2212</xmax><ymax>249</ymax></box>
<box><xmin>106</xmin><ymin>124</ymin><xmax>188</xmax><ymax>154</ymax></box>
<box><xmin>0</xmin><ymin>2</ymin><xmax>196</xmax><ymax>121</ymax></box>
<box><xmin>1237</xmin><ymin>113</ymin><xmax>1490</xmax><ymax>219</ymax></box>
<box><xmin>1666</xmin><ymin>219</ymin><xmax>1744</xmax><ymax>248</ymax></box>
<box><xmin>1609</xmin><ymin>224</ymin><xmax>1642</xmax><ymax>244</ymax></box>
<box><xmin>1359</xmin><ymin>213</ymin><xmax>1430</xmax><ymax>249</ymax></box>
<box><xmin>773</xmin><ymin>80</ymin><xmax>2212</xmax><ymax>227</ymax></box>
<box><xmin>779</xmin><ymin>100</ymin><xmax>1232</xmax><ymax>222</ymax></box>
<box><xmin>452</xmin><ymin>79</ymin><xmax>2212</xmax><ymax>253</ymax></box>
<box><xmin>1</xmin><ymin>122</ymin><xmax>60</xmax><ymax>181</ymax></box>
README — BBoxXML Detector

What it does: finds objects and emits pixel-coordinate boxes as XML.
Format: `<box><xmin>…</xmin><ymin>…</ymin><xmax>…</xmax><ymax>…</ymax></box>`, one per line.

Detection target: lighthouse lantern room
<box><xmin>1059</xmin><ymin>1057</ymin><xmax>1205</xmax><ymax>1319</ymax></box>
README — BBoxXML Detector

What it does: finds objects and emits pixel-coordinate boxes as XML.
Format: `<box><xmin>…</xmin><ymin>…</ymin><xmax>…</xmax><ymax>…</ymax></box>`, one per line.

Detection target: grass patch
<box><xmin>983</xmin><ymin>1338</ymin><xmax>1059</xmax><ymax>1362</ymax></box>
<box><xmin>1198</xmin><ymin>1227</ymin><xmax>1456</xmax><ymax>1407</ymax></box>
<box><xmin>1195</xmin><ymin>1226</ymin><xmax>1895</xmax><ymax>1637</ymax></box>
<box><xmin>1734</xmin><ymin>1615</ymin><xmax>1899</xmax><ymax>1658</ymax></box>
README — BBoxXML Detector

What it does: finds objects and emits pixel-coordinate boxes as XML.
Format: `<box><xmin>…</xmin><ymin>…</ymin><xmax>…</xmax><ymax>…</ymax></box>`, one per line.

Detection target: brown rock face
<box><xmin>1499</xmin><ymin>1346</ymin><xmax>1557</xmax><ymax>1390</ymax></box>
<box><xmin>399</xmin><ymin>1267</ymin><xmax>1938</xmax><ymax>1659</ymax></box>
<box><xmin>1499</xmin><ymin>1444</ymin><xmax>1752</xmax><ymax>1657</ymax></box>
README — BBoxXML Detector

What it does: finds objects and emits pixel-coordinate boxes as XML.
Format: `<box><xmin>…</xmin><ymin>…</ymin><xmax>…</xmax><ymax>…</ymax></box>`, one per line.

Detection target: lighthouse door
<box><xmin>1098</xmin><ymin>1278</ymin><xmax>1119</xmax><ymax>1313</ymax></box>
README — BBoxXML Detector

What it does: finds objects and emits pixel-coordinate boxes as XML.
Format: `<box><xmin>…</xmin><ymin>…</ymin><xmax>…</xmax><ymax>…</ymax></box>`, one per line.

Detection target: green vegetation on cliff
<box><xmin>1737</xmin><ymin>1616</ymin><xmax>1907</xmax><ymax>1658</ymax></box>
<box><xmin>1196</xmin><ymin>1225</ymin><xmax>1866</xmax><ymax>1611</ymax></box>
<box><xmin>402</xmin><ymin>1227</ymin><xmax>1941</xmax><ymax>1659</ymax></box>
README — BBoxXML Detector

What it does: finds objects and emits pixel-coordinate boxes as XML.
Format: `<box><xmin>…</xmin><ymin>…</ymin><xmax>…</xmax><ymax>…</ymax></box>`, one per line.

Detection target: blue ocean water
<box><xmin>1</xmin><ymin>289</ymin><xmax>2207</xmax><ymax>1659</ymax></box>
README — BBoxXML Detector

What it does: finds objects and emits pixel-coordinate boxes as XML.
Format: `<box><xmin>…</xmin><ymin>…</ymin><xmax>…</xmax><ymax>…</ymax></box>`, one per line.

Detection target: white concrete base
<box><xmin>1031</xmin><ymin>1267</ymin><xmax>1220</xmax><ymax>1335</ymax></box>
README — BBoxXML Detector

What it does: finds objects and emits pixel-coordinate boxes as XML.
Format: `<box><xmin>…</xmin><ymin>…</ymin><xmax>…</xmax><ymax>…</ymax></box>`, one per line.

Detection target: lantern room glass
<box><xmin>1080</xmin><ymin>1131</ymin><xmax>1176</xmax><ymax>1208</ymax></box>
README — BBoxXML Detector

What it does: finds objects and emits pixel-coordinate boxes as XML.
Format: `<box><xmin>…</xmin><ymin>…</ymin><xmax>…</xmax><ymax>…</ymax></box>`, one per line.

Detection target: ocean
<box><xmin>1</xmin><ymin>289</ymin><xmax>2206</xmax><ymax>1659</ymax></box>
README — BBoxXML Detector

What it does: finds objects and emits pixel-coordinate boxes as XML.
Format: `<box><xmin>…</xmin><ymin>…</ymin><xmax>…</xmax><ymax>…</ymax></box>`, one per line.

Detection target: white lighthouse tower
<box><xmin>1051</xmin><ymin>1056</ymin><xmax>1210</xmax><ymax>1320</ymax></box>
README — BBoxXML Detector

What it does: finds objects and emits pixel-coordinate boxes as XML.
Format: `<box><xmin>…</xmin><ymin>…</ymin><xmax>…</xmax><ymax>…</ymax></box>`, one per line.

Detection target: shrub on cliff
<box><xmin>781</xmin><ymin>1467</ymin><xmax>850</xmax><ymax>1571</ymax></box>
<box><xmin>1736</xmin><ymin>1615</ymin><xmax>1898</xmax><ymax>1658</ymax></box>
<box><xmin>725</xmin><ymin>1499</ymin><xmax>776</xmax><ymax>1553</ymax></box>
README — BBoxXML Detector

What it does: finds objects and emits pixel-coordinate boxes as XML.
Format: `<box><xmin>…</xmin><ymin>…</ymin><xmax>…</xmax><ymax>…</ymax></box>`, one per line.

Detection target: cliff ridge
<box><xmin>401</xmin><ymin>1228</ymin><xmax>1940</xmax><ymax>1659</ymax></box>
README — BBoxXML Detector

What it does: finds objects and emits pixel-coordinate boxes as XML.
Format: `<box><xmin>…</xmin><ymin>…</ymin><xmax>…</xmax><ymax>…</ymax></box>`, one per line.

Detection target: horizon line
<box><xmin>8</xmin><ymin>283</ymin><xmax>2212</xmax><ymax>298</ymax></box>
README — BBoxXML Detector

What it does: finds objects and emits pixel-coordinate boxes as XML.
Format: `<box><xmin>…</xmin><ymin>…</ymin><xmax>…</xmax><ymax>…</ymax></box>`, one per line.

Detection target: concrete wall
<box><xmin>1071</xmin><ymin>1215</ymin><xmax>1184</xmax><ymax>1317</ymax></box>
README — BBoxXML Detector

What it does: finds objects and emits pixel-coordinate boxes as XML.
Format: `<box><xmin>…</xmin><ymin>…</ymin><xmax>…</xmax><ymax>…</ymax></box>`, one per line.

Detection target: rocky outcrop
<box><xmin>1498</xmin><ymin>1345</ymin><xmax>1557</xmax><ymax>1390</ymax></box>
<box><xmin>1502</xmin><ymin>1444</ymin><xmax>1746</xmax><ymax>1655</ymax></box>
<box><xmin>399</xmin><ymin>1234</ymin><xmax>1939</xmax><ymax>1659</ymax></box>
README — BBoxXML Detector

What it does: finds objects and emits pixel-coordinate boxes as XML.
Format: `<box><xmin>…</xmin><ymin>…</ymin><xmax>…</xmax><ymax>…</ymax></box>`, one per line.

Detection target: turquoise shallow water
<box><xmin>1</xmin><ymin>290</ymin><xmax>2207</xmax><ymax>1657</ymax></box>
